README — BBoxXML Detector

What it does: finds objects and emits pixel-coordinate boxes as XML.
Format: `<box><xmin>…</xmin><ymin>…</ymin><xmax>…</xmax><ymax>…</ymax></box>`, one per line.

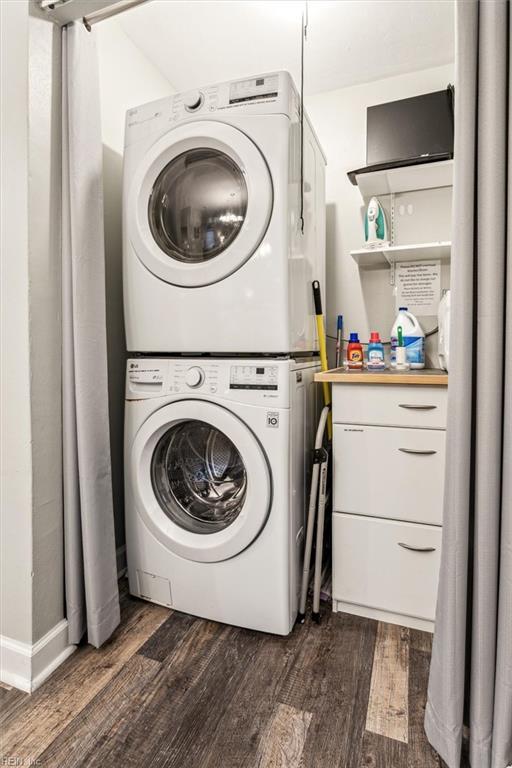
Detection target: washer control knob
<box><xmin>183</xmin><ymin>90</ymin><xmax>203</xmax><ymax>111</ymax></box>
<box><xmin>185</xmin><ymin>366</ymin><xmax>204</xmax><ymax>388</ymax></box>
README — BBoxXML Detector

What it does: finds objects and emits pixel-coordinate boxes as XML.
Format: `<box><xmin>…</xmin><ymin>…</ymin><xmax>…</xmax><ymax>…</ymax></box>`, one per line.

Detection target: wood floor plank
<box><xmin>365</xmin><ymin>622</ymin><xmax>409</xmax><ymax>744</ymax></box>
<box><xmin>82</xmin><ymin>618</ymin><xmax>228</xmax><ymax>768</ymax></box>
<box><xmin>291</xmin><ymin>612</ymin><xmax>378</xmax><ymax>768</ymax></box>
<box><xmin>155</xmin><ymin>626</ymin><xmax>265</xmax><ymax>768</ymax></box>
<box><xmin>0</xmin><ymin>597</ymin><xmax>168</xmax><ymax>762</ymax></box>
<box><xmin>137</xmin><ymin>609</ymin><xmax>198</xmax><ymax>662</ymax></box>
<box><xmin>356</xmin><ymin>729</ymin><xmax>409</xmax><ymax>767</ymax></box>
<box><xmin>408</xmin><ymin>645</ymin><xmax>442</xmax><ymax>767</ymax></box>
<box><xmin>0</xmin><ymin>684</ymin><xmax>25</xmax><ymax>717</ymax></box>
<box><xmin>410</xmin><ymin>628</ymin><xmax>433</xmax><ymax>654</ymax></box>
<box><xmin>200</xmin><ymin>625</ymin><xmax>307</xmax><ymax>768</ymax></box>
<box><xmin>277</xmin><ymin>616</ymin><xmax>334</xmax><ymax>713</ymax></box>
<box><xmin>257</xmin><ymin>703</ymin><xmax>312</xmax><ymax>768</ymax></box>
<box><xmin>37</xmin><ymin>653</ymin><xmax>161</xmax><ymax>768</ymax></box>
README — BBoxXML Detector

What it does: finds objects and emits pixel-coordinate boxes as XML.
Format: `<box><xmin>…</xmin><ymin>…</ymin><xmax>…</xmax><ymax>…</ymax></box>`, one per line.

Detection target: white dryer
<box><xmin>123</xmin><ymin>71</ymin><xmax>326</xmax><ymax>355</ymax></box>
<box><xmin>124</xmin><ymin>356</ymin><xmax>319</xmax><ymax>635</ymax></box>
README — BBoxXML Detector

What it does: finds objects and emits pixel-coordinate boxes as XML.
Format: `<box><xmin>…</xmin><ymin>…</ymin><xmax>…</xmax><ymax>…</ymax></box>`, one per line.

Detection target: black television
<box><xmin>348</xmin><ymin>87</ymin><xmax>454</xmax><ymax>185</ymax></box>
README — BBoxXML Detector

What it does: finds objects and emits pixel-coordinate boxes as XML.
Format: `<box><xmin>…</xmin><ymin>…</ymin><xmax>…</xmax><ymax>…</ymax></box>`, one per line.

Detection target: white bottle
<box><xmin>438</xmin><ymin>289</ymin><xmax>450</xmax><ymax>371</ymax></box>
<box><xmin>390</xmin><ymin>307</ymin><xmax>425</xmax><ymax>369</ymax></box>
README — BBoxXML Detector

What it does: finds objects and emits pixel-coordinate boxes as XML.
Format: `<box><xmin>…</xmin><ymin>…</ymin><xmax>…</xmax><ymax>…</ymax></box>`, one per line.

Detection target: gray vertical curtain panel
<box><xmin>425</xmin><ymin>2</ymin><xmax>512</xmax><ymax>767</ymax></box>
<box><xmin>62</xmin><ymin>23</ymin><xmax>120</xmax><ymax>648</ymax></box>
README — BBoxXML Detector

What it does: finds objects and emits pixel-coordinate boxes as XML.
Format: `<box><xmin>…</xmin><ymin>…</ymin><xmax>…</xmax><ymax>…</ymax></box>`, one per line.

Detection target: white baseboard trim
<box><xmin>117</xmin><ymin>544</ymin><xmax>127</xmax><ymax>578</ymax></box>
<box><xmin>0</xmin><ymin>619</ymin><xmax>75</xmax><ymax>693</ymax></box>
<box><xmin>332</xmin><ymin>600</ymin><xmax>435</xmax><ymax>633</ymax></box>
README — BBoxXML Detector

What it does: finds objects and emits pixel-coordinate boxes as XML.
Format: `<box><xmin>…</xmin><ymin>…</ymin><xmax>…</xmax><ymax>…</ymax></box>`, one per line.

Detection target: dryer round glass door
<box><xmin>131</xmin><ymin>400</ymin><xmax>272</xmax><ymax>562</ymax></box>
<box><xmin>148</xmin><ymin>149</ymin><xmax>248</xmax><ymax>264</ymax></box>
<box><xmin>127</xmin><ymin>121</ymin><xmax>273</xmax><ymax>288</ymax></box>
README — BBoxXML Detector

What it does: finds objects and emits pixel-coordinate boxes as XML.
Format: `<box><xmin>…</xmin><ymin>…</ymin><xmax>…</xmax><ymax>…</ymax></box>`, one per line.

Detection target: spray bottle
<box><xmin>395</xmin><ymin>326</ymin><xmax>410</xmax><ymax>371</ymax></box>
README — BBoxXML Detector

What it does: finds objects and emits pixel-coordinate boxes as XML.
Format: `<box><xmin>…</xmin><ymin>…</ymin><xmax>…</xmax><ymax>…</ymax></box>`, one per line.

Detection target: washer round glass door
<box><xmin>127</xmin><ymin>121</ymin><xmax>273</xmax><ymax>288</ymax></box>
<box><xmin>131</xmin><ymin>400</ymin><xmax>272</xmax><ymax>562</ymax></box>
<box><xmin>151</xmin><ymin>419</ymin><xmax>247</xmax><ymax>533</ymax></box>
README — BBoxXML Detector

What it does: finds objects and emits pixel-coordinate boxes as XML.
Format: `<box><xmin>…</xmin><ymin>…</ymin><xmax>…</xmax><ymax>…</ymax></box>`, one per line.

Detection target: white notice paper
<box><xmin>395</xmin><ymin>261</ymin><xmax>441</xmax><ymax>316</ymax></box>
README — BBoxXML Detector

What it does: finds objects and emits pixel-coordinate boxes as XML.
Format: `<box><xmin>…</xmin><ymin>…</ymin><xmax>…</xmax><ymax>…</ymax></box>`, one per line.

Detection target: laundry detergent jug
<box><xmin>391</xmin><ymin>308</ymin><xmax>425</xmax><ymax>369</ymax></box>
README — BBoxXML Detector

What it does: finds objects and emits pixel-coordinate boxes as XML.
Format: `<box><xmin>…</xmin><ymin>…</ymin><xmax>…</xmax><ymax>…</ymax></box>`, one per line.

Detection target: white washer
<box><xmin>125</xmin><ymin>356</ymin><xmax>320</xmax><ymax>635</ymax></box>
<box><xmin>123</xmin><ymin>71</ymin><xmax>326</xmax><ymax>354</ymax></box>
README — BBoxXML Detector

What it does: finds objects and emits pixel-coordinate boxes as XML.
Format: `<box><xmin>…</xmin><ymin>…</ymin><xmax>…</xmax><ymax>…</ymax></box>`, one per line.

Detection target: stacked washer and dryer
<box><xmin>123</xmin><ymin>71</ymin><xmax>326</xmax><ymax>635</ymax></box>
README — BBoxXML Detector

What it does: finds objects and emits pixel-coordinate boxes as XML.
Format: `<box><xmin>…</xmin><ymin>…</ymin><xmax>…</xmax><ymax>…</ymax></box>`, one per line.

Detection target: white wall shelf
<box><xmin>354</xmin><ymin>159</ymin><xmax>453</xmax><ymax>200</ymax></box>
<box><xmin>351</xmin><ymin>241</ymin><xmax>451</xmax><ymax>268</ymax></box>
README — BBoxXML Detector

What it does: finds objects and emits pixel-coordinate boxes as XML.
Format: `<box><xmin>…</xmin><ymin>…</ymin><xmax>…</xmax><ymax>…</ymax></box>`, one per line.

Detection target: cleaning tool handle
<box><xmin>312</xmin><ymin>280</ymin><xmax>323</xmax><ymax>315</ymax></box>
<box><xmin>312</xmin><ymin>281</ymin><xmax>332</xmax><ymax>439</ymax></box>
<box><xmin>335</xmin><ymin>315</ymin><xmax>343</xmax><ymax>369</ymax></box>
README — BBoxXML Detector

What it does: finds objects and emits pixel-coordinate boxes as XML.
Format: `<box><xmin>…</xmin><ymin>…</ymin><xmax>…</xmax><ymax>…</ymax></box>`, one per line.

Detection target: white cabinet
<box><xmin>332</xmin><ymin>383</ymin><xmax>447</xmax><ymax>429</ymax></box>
<box><xmin>333</xmin><ymin>424</ymin><xmax>445</xmax><ymax>525</ymax></box>
<box><xmin>331</xmin><ymin>381</ymin><xmax>448</xmax><ymax>632</ymax></box>
<box><xmin>332</xmin><ymin>514</ymin><xmax>442</xmax><ymax>630</ymax></box>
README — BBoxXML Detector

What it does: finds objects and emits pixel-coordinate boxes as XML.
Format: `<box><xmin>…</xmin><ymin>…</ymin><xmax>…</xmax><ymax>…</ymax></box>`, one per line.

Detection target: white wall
<box><xmin>96</xmin><ymin>21</ymin><xmax>174</xmax><ymax>560</ymax></box>
<box><xmin>307</xmin><ymin>63</ymin><xmax>454</xmax><ymax>364</ymax></box>
<box><xmin>1</xmin><ymin>0</ymin><xmax>34</xmax><ymax>646</ymax></box>
<box><xmin>97</xmin><ymin>20</ymin><xmax>175</xmax><ymax>154</ymax></box>
<box><xmin>1</xmin><ymin>3</ymin><xmax>64</xmax><ymax>649</ymax></box>
<box><xmin>29</xmin><ymin>14</ymin><xmax>65</xmax><ymax>641</ymax></box>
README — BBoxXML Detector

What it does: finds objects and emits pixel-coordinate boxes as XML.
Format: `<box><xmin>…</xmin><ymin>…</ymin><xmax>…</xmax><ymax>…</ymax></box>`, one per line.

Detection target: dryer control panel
<box><xmin>124</xmin><ymin>72</ymin><xmax>298</xmax><ymax>146</ymax></box>
<box><xmin>228</xmin><ymin>75</ymin><xmax>279</xmax><ymax>105</ymax></box>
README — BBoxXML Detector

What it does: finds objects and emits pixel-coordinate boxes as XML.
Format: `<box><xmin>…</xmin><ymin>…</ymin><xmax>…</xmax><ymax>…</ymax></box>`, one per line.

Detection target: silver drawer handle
<box><xmin>398</xmin><ymin>448</ymin><xmax>437</xmax><ymax>455</ymax></box>
<box><xmin>398</xmin><ymin>542</ymin><xmax>436</xmax><ymax>553</ymax></box>
<box><xmin>398</xmin><ymin>403</ymin><xmax>437</xmax><ymax>410</ymax></box>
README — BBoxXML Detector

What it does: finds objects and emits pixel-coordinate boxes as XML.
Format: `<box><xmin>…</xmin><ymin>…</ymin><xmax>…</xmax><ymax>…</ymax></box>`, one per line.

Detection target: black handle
<box><xmin>312</xmin><ymin>280</ymin><xmax>322</xmax><ymax>316</ymax></box>
<box><xmin>398</xmin><ymin>404</ymin><xmax>437</xmax><ymax>411</ymax></box>
<box><xmin>398</xmin><ymin>542</ymin><xmax>436</xmax><ymax>553</ymax></box>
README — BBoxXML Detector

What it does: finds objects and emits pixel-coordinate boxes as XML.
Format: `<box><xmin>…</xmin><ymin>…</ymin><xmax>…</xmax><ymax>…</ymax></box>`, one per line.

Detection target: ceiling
<box><xmin>117</xmin><ymin>0</ymin><xmax>454</xmax><ymax>95</ymax></box>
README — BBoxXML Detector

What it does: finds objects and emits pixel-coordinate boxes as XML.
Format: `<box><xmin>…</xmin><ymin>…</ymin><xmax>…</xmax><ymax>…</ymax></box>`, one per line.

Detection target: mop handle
<box><xmin>312</xmin><ymin>281</ymin><xmax>329</xmax><ymax>377</ymax></box>
<box><xmin>312</xmin><ymin>281</ymin><xmax>332</xmax><ymax>439</ymax></box>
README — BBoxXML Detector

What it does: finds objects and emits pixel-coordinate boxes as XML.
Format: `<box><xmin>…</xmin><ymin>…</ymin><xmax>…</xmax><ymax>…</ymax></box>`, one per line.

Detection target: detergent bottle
<box><xmin>347</xmin><ymin>332</ymin><xmax>364</xmax><ymax>369</ymax></box>
<box><xmin>367</xmin><ymin>332</ymin><xmax>386</xmax><ymax>370</ymax></box>
<box><xmin>390</xmin><ymin>308</ymin><xmax>425</xmax><ymax>369</ymax></box>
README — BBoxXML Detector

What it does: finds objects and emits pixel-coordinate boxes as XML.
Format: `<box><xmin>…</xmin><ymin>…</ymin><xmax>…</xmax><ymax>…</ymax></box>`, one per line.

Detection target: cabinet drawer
<box><xmin>332</xmin><ymin>384</ymin><xmax>447</xmax><ymax>429</ymax></box>
<box><xmin>332</xmin><ymin>513</ymin><xmax>441</xmax><ymax>623</ymax></box>
<box><xmin>333</xmin><ymin>424</ymin><xmax>445</xmax><ymax>525</ymax></box>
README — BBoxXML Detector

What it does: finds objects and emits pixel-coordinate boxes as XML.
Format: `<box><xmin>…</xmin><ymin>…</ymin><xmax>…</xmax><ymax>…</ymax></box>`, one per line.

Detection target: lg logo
<box><xmin>266</xmin><ymin>412</ymin><xmax>279</xmax><ymax>428</ymax></box>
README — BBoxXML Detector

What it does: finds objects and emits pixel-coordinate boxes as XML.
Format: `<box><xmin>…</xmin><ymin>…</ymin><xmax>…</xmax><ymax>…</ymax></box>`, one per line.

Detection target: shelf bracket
<box><xmin>390</xmin><ymin>192</ymin><xmax>395</xmax><ymax>246</ymax></box>
<box><xmin>389</xmin><ymin>260</ymin><xmax>396</xmax><ymax>286</ymax></box>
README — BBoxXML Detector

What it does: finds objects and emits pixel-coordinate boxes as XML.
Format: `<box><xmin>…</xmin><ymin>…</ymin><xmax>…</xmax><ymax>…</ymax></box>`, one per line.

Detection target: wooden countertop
<box><xmin>315</xmin><ymin>367</ymin><xmax>448</xmax><ymax>386</ymax></box>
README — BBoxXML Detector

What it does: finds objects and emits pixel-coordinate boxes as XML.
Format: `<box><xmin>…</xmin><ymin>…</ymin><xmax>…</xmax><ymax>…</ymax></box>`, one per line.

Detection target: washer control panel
<box><xmin>170</xmin><ymin>361</ymin><xmax>219</xmax><ymax>394</ymax></box>
<box><xmin>229</xmin><ymin>365</ymin><xmax>278</xmax><ymax>391</ymax></box>
<box><xmin>184</xmin><ymin>366</ymin><xmax>204</xmax><ymax>388</ymax></box>
<box><xmin>127</xmin><ymin>361</ymin><xmax>165</xmax><ymax>385</ymax></box>
<box><xmin>126</xmin><ymin>360</ymin><xmax>284</xmax><ymax>400</ymax></box>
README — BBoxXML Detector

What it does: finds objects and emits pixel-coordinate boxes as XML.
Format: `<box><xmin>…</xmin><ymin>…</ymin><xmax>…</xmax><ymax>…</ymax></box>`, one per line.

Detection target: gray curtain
<box><xmin>425</xmin><ymin>2</ymin><xmax>512</xmax><ymax>767</ymax></box>
<box><xmin>62</xmin><ymin>23</ymin><xmax>120</xmax><ymax>648</ymax></box>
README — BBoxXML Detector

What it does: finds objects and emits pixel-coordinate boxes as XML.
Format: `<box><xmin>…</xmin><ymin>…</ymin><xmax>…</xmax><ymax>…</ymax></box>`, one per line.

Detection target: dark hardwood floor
<box><xmin>0</xmin><ymin>581</ymin><xmax>443</xmax><ymax>767</ymax></box>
